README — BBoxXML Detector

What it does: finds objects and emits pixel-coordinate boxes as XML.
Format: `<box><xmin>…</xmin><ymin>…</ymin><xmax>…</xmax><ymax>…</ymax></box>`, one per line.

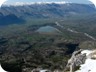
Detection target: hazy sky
<box><xmin>5</xmin><ymin>0</ymin><xmax>91</xmax><ymax>4</ymax></box>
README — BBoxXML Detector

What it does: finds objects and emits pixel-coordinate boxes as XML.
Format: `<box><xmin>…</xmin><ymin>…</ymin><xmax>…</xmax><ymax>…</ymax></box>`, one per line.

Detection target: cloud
<box><xmin>89</xmin><ymin>0</ymin><xmax>96</xmax><ymax>7</ymax></box>
<box><xmin>7</xmin><ymin>1</ymin><xmax>68</xmax><ymax>6</ymax></box>
<box><xmin>0</xmin><ymin>0</ymin><xmax>7</xmax><ymax>7</ymax></box>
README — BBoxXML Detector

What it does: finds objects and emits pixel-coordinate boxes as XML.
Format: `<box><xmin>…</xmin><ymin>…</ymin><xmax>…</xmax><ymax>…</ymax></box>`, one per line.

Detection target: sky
<box><xmin>0</xmin><ymin>0</ymin><xmax>95</xmax><ymax>7</ymax></box>
<box><xmin>0</xmin><ymin>0</ymin><xmax>96</xmax><ymax>7</ymax></box>
<box><xmin>4</xmin><ymin>0</ymin><xmax>92</xmax><ymax>4</ymax></box>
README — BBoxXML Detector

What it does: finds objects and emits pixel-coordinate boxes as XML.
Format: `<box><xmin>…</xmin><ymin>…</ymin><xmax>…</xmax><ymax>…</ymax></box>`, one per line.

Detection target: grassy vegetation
<box><xmin>0</xmin><ymin>16</ymin><xmax>96</xmax><ymax>71</ymax></box>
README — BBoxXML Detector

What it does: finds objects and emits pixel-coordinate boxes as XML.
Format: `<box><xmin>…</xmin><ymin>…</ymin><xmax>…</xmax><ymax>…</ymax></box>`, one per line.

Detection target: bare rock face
<box><xmin>65</xmin><ymin>49</ymin><xmax>86</xmax><ymax>72</ymax></box>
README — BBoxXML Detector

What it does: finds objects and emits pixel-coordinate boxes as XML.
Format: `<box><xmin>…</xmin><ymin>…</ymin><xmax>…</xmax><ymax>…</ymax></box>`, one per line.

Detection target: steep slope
<box><xmin>66</xmin><ymin>49</ymin><xmax>96</xmax><ymax>72</ymax></box>
<box><xmin>0</xmin><ymin>14</ymin><xmax>25</xmax><ymax>25</ymax></box>
<box><xmin>0</xmin><ymin>3</ymin><xmax>95</xmax><ymax>19</ymax></box>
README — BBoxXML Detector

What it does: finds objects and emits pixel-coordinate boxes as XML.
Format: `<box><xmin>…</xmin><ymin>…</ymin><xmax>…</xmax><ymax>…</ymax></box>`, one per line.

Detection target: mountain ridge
<box><xmin>0</xmin><ymin>3</ymin><xmax>95</xmax><ymax>19</ymax></box>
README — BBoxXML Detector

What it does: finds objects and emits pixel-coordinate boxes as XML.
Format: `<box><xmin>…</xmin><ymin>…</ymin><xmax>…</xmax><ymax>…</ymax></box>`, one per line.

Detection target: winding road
<box><xmin>55</xmin><ymin>21</ymin><xmax>96</xmax><ymax>41</ymax></box>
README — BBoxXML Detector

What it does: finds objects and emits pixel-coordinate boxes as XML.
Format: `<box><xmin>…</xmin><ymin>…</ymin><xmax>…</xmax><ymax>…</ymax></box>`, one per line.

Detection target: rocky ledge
<box><xmin>65</xmin><ymin>49</ymin><xmax>96</xmax><ymax>72</ymax></box>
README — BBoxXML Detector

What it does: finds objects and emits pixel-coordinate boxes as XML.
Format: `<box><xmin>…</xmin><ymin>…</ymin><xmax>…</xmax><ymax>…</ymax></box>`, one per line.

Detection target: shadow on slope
<box><xmin>0</xmin><ymin>14</ymin><xmax>25</xmax><ymax>26</ymax></box>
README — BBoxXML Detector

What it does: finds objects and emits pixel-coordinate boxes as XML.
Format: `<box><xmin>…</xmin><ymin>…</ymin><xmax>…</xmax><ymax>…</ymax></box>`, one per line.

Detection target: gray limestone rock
<box><xmin>65</xmin><ymin>49</ymin><xmax>86</xmax><ymax>72</ymax></box>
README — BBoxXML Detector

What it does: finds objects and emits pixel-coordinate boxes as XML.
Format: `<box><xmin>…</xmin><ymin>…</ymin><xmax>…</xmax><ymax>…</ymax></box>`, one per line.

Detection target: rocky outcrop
<box><xmin>65</xmin><ymin>49</ymin><xmax>86</xmax><ymax>72</ymax></box>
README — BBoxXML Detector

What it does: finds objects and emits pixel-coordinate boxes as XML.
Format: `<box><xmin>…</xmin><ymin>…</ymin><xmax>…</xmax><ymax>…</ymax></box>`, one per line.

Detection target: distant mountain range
<box><xmin>0</xmin><ymin>14</ymin><xmax>25</xmax><ymax>25</ymax></box>
<box><xmin>0</xmin><ymin>3</ymin><xmax>96</xmax><ymax>25</ymax></box>
<box><xmin>1</xmin><ymin>3</ymin><xmax>96</xmax><ymax>18</ymax></box>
